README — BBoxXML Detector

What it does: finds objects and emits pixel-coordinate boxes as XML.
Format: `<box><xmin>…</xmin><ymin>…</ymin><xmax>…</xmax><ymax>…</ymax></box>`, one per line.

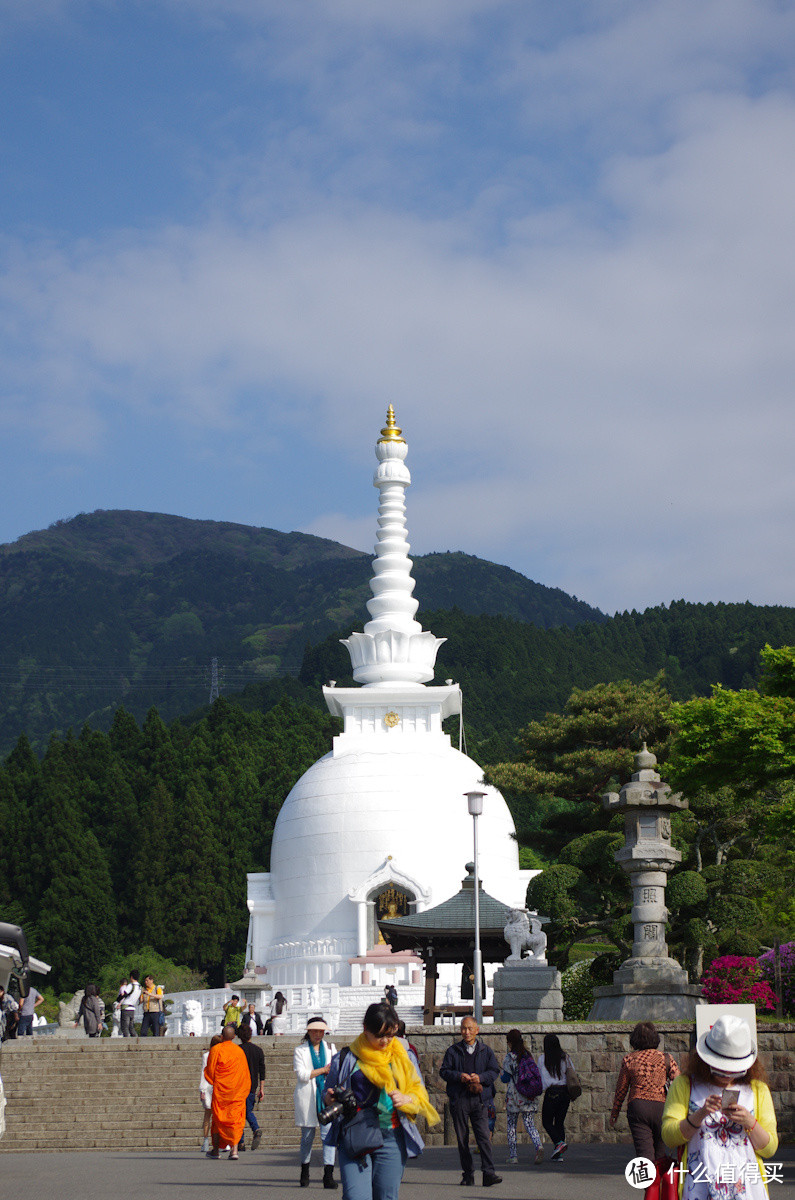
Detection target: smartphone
<box><xmin>721</xmin><ymin>1088</ymin><xmax>740</xmax><ymax>1109</ymax></box>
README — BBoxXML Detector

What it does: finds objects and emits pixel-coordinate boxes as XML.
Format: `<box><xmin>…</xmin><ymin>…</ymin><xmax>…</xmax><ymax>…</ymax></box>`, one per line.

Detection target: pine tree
<box><xmin>0</xmin><ymin>767</ymin><xmax>18</xmax><ymax>909</ymax></box>
<box><xmin>130</xmin><ymin>778</ymin><xmax>176</xmax><ymax>951</ymax></box>
<box><xmin>162</xmin><ymin>782</ymin><xmax>228</xmax><ymax>968</ymax></box>
<box><xmin>31</xmin><ymin>750</ymin><xmax>119</xmax><ymax>991</ymax></box>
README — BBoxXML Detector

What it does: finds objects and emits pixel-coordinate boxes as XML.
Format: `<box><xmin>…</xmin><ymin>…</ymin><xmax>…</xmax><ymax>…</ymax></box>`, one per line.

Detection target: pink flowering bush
<box><xmin>759</xmin><ymin>943</ymin><xmax>795</xmax><ymax>1016</ymax></box>
<box><xmin>701</xmin><ymin>955</ymin><xmax>777</xmax><ymax>1011</ymax></box>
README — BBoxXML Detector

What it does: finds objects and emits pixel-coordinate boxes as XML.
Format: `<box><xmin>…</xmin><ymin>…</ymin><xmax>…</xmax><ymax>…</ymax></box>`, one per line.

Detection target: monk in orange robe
<box><xmin>204</xmin><ymin>1024</ymin><xmax>251</xmax><ymax>1159</ymax></box>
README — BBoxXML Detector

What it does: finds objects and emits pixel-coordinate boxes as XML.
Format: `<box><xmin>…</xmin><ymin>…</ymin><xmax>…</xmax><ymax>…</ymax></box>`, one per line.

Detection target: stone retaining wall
<box><xmin>407</xmin><ymin>1023</ymin><xmax>795</xmax><ymax>1147</ymax></box>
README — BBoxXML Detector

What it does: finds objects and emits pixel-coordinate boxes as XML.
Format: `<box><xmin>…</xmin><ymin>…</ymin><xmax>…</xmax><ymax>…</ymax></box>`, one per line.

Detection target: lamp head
<box><xmin>465</xmin><ymin>789</ymin><xmax>486</xmax><ymax>816</ymax></box>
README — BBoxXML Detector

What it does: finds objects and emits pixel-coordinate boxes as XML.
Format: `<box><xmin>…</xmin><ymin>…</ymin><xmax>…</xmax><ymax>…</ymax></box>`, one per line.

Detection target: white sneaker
<box><xmin>506</xmin><ymin>1157</ymin><xmax>519</xmax><ymax>1165</ymax></box>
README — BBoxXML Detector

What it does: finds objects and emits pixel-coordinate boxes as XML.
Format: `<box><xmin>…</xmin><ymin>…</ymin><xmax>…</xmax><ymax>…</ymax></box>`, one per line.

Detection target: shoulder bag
<box><xmin>336</xmin><ymin>1047</ymin><xmax>385</xmax><ymax>1160</ymax></box>
<box><xmin>566</xmin><ymin>1057</ymin><xmax>583</xmax><ymax>1101</ymax></box>
<box><xmin>340</xmin><ymin>1106</ymin><xmax>384</xmax><ymax>1159</ymax></box>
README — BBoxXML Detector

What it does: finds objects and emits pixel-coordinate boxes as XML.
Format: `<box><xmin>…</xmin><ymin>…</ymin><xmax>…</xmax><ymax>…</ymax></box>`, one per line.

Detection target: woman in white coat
<box><xmin>294</xmin><ymin>1015</ymin><xmax>338</xmax><ymax>1190</ymax></box>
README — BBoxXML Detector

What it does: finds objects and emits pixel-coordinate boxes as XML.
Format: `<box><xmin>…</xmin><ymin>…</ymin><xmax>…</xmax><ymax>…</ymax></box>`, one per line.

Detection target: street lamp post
<box><xmin>465</xmin><ymin>789</ymin><xmax>487</xmax><ymax>1023</ymax></box>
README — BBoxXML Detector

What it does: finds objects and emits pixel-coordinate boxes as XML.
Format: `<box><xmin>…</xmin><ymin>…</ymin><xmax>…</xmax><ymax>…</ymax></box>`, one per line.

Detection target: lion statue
<box><xmin>503</xmin><ymin>909</ymin><xmax>548</xmax><ymax>965</ymax></box>
<box><xmin>182</xmin><ymin>998</ymin><xmax>204</xmax><ymax>1037</ymax></box>
<box><xmin>59</xmin><ymin>990</ymin><xmax>84</xmax><ymax>1028</ymax></box>
<box><xmin>110</xmin><ymin>1000</ymin><xmax>122</xmax><ymax>1037</ymax></box>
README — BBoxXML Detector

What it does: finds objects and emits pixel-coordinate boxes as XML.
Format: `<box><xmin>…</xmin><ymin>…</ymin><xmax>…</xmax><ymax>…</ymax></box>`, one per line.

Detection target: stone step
<box><xmin>0</xmin><ymin>1038</ymin><xmax>306</xmax><ymax>1153</ymax></box>
<box><xmin>5</xmin><ymin>1068</ymin><xmax>294</xmax><ymax>1077</ymax></box>
<box><xmin>3</xmin><ymin>1113</ymin><xmax>300</xmax><ymax>1131</ymax></box>
<box><xmin>333</xmin><ymin>1005</ymin><xmax>424</xmax><ymax>1034</ymax></box>
<box><xmin>7</xmin><ymin>1107</ymin><xmax>295</xmax><ymax>1119</ymax></box>
<box><xmin>2</xmin><ymin>1137</ymin><xmax>300</xmax><ymax>1152</ymax></box>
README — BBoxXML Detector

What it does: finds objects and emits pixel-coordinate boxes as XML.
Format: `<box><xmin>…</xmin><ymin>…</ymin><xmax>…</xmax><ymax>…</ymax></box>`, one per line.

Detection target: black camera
<box><xmin>318</xmin><ymin>1087</ymin><xmax>358</xmax><ymax>1125</ymax></box>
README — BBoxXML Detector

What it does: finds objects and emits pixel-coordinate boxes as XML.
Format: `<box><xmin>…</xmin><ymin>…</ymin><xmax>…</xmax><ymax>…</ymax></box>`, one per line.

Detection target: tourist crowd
<box><xmin>194</xmin><ymin>1005</ymin><xmax>778</xmax><ymax>1200</ymax></box>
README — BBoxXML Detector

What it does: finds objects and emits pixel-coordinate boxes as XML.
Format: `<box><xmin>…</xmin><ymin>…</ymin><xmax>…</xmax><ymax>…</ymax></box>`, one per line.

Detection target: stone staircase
<box><xmin>333</xmin><ymin>993</ymin><xmax>424</xmax><ymax>1035</ymax></box>
<box><xmin>0</xmin><ymin>1037</ymin><xmax>303</xmax><ymax>1153</ymax></box>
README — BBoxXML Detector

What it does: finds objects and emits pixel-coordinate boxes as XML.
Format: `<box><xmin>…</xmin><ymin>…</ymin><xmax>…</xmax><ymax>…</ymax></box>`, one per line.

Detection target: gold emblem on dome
<box><xmin>377</xmin><ymin>405</ymin><xmax>406</xmax><ymax>444</ymax></box>
<box><xmin>384</xmin><ymin>711</ymin><xmax>400</xmax><ymax>728</ymax></box>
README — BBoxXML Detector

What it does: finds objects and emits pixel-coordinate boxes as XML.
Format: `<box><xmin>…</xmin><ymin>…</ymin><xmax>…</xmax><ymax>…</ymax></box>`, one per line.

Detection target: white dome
<box><xmin>269</xmin><ymin>740</ymin><xmax>521</xmax><ymax>942</ymax></box>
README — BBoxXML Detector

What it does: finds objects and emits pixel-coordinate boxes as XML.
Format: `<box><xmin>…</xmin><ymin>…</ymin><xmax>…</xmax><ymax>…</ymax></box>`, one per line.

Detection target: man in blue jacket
<box><xmin>440</xmin><ymin>1017</ymin><xmax>503</xmax><ymax>1187</ymax></box>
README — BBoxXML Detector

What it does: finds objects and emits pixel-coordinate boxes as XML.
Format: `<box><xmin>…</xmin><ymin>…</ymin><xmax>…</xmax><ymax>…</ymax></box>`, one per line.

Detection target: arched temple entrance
<box><xmin>349</xmin><ymin>860</ymin><xmax>430</xmax><ymax>958</ymax></box>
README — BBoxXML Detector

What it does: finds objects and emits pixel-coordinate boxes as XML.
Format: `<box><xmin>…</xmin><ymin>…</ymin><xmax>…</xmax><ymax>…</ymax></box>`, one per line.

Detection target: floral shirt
<box><xmin>683</xmin><ymin>1080</ymin><xmax>765</xmax><ymax>1200</ymax></box>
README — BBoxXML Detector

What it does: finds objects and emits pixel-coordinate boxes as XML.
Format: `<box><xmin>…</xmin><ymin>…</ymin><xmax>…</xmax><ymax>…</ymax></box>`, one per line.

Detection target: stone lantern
<box><xmin>227</xmin><ymin>960</ymin><xmax>271</xmax><ymax>1012</ymax></box>
<box><xmin>588</xmin><ymin>744</ymin><xmax>703</xmax><ymax>1020</ymax></box>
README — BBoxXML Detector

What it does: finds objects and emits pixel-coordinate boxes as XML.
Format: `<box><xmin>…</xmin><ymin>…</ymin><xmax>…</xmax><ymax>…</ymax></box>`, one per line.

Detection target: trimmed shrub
<box><xmin>561</xmin><ymin>959</ymin><xmax>594</xmax><ymax>1020</ymax></box>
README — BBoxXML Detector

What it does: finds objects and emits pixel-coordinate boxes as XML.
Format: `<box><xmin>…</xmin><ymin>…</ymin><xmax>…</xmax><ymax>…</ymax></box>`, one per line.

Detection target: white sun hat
<box><xmin>696</xmin><ymin>1014</ymin><xmax>757</xmax><ymax>1074</ymax></box>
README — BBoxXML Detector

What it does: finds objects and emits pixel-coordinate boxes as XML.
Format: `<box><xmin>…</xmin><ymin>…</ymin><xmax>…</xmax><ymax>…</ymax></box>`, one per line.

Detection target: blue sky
<box><xmin>1</xmin><ymin>0</ymin><xmax>794</xmax><ymax>614</ymax></box>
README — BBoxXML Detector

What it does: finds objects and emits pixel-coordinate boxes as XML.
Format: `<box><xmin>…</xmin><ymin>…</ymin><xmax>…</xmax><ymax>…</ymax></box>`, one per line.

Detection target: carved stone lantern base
<box><xmin>589</xmin><ymin>961</ymin><xmax>703</xmax><ymax>1021</ymax></box>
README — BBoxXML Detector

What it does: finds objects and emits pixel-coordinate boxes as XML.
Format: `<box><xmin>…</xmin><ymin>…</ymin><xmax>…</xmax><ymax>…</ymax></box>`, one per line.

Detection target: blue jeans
<box><xmin>300</xmin><ymin>1125</ymin><xmax>336</xmax><ymax>1166</ymax></box>
<box><xmin>338</xmin><ymin>1126</ymin><xmax>406</xmax><ymax>1200</ymax></box>
<box><xmin>17</xmin><ymin>1014</ymin><xmax>34</xmax><ymax>1036</ymax></box>
<box><xmin>245</xmin><ymin>1093</ymin><xmax>260</xmax><ymax>1134</ymax></box>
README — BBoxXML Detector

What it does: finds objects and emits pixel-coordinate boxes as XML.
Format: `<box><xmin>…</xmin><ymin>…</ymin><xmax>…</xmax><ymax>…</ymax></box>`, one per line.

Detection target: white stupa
<box><xmin>247</xmin><ymin>409</ymin><xmax>535</xmax><ymax>1000</ymax></box>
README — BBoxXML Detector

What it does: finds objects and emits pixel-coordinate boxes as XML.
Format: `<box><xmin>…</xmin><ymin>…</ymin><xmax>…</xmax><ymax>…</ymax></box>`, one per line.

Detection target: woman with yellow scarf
<box><xmin>322</xmin><ymin>1001</ymin><xmax>439</xmax><ymax>1199</ymax></box>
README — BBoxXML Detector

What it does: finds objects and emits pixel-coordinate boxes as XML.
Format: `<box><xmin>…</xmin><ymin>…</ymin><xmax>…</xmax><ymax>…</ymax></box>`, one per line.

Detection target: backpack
<box><xmin>515</xmin><ymin>1053</ymin><xmax>543</xmax><ymax>1100</ymax></box>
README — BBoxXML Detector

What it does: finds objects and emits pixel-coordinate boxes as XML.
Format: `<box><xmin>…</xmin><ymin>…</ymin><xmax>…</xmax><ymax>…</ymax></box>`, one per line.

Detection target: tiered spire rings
<box><xmin>341</xmin><ymin>408</ymin><xmax>445</xmax><ymax>687</ymax></box>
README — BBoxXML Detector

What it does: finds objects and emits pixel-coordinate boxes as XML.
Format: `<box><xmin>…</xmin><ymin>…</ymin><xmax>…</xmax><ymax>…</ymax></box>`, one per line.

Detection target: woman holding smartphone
<box><xmin>662</xmin><ymin>1014</ymin><xmax>778</xmax><ymax>1200</ymax></box>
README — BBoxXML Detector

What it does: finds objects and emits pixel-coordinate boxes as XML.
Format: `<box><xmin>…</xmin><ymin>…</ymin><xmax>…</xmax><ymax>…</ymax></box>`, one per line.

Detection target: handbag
<box><xmin>566</xmin><ymin>1059</ymin><xmax>583</xmax><ymax>1101</ymax></box>
<box><xmin>340</xmin><ymin>1106</ymin><xmax>384</xmax><ymax>1159</ymax></box>
<box><xmin>644</xmin><ymin>1157</ymin><xmax>678</xmax><ymax>1200</ymax></box>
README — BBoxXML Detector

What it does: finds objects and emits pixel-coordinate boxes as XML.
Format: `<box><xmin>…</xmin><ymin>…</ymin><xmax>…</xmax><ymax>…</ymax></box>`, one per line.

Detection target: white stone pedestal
<box><xmin>492</xmin><ymin>964</ymin><xmax>563</xmax><ymax>1023</ymax></box>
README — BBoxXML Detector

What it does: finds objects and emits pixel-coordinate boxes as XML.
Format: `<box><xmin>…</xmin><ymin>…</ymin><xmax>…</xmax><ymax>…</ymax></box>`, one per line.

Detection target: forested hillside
<box><xmin>4</xmin><ymin>647</ymin><xmax>793</xmax><ymax>996</ymax></box>
<box><xmin>0</xmin><ymin>697</ymin><xmax>339</xmax><ymax>991</ymax></box>
<box><xmin>289</xmin><ymin>600</ymin><xmax>795</xmax><ymax>760</ymax></box>
<box><xmin>0</xmin><ymin>509</ymin><xmax>604</xmax><ymax>752</ymax></box>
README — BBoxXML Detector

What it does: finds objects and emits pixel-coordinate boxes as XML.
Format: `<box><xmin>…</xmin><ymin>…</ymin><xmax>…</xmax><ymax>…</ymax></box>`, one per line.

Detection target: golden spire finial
<box><xmin>377</xmin><ymin>404</ymin><xmax>405</xmax><ymax>444</ymax></box>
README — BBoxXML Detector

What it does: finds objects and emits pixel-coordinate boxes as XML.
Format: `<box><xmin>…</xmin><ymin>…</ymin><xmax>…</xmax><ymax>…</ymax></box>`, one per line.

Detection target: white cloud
<box><xmin>0</xmin><ymin>1</ymin><xmax>793</xmax><ymax>611</ymax></box>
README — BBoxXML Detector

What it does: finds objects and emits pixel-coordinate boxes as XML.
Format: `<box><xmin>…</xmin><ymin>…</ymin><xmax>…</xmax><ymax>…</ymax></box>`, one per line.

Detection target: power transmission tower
<box><xmin>209</xmin><ymin>657</ymin><xmax>220</xmax><ymax>704</ymax></box>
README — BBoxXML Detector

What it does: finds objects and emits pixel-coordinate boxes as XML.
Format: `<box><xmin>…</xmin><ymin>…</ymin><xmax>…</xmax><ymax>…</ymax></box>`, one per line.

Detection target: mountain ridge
<box><xmin>1</xmin><ymin>508</ymin><xmax>367</xmax><ymax>573</ymax></box>
<box><xmin>0</xmin><ymin>509</ymin><xmax>606</xmax><ymax>752</ymax></box>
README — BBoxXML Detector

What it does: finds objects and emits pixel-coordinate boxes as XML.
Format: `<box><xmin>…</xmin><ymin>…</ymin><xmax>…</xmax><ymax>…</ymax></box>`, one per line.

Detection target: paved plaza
<box><xmin>4</xmin><ymin>1144</ymin><xmax>795</xmax><ymax>1199</ymax></box>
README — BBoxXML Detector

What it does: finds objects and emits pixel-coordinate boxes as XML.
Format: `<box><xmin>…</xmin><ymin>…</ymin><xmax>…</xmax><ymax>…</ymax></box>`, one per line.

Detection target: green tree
<box><xmin>130</xmin><ymin>778</ymin><xmax>176</xmax><ymax>950</ymax></box>
<box><xmin>161</xmin><ymin>782</ymin><xmax>228</xmax><ymax>968</ymax></box>
<box><xmin>0</xmin><ymin>768</ymin><xmax>19</xmax><ymax>911</ymax></box>
<box><xmin>96</xmin><ymin>946</ymin><xmax>207</xmax><ymax>1005</ymax></box>
<box><xmin>668</xmin><ymin>648</ymin><xmax>795</xmax><ymax>800</ymax></box>
<box><xmin>491</xmin><ymin>676</ymin><xmax>674</xmax><ymax>805</ymax></box>
<box><xmin>30</xmin><ymin>747</ymin><xmax>119</xmax><ymax>991</ymax></box>
<box><xmin>758</xmin><ymin>644</ymin><xmax>795</xmax><ymax>697</ymax></box>
<box><xmin>664</xmin><ymin>647</ymin><xmax>795</xmax><ymax>965</ymax></box>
